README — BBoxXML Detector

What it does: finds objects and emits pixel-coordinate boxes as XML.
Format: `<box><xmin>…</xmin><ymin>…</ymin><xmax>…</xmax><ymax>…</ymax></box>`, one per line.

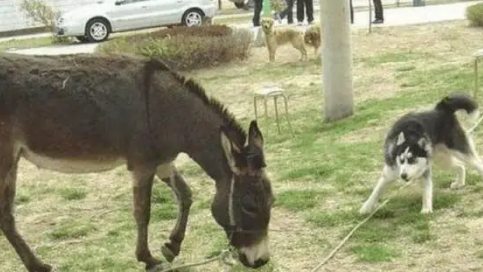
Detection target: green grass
<box><xmin>58</xmin><ymin>187</ymin><xmax>88</xmax><ymax>200</ymax></box>
<box><xmin>3</xmin><ymin>21</ymin><xmax>483</xmax><ymax>272</ymax></box>
<box><xmin>275</xmin><ymin>189</ymin><xmax>328</xmax><ymax>211</ymax></box>
<box><xmin>0</xmin><ymin>36</ymin><xmax>55</xmax><ymax>51</ymax></box>
<box><xmin>48</xmin><ymin>222</ymin><xmax>97</xmax><ymax>240</ymax></box>
<box><xmin>351</xmin><ymin>244</ymin><xmax>399</xmax><ymax>262</ymax></box>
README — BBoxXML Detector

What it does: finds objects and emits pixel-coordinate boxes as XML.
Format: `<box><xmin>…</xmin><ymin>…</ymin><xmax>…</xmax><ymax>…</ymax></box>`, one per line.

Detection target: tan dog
<box><xmin>304</xmin><ymin>24</ymin><xmax>321</xmax><ymax>58</ymax></box>
<box><xmin>260</xmin><ymin>18</ymin><xmax>307</xmax><ymax>62</ymax></box>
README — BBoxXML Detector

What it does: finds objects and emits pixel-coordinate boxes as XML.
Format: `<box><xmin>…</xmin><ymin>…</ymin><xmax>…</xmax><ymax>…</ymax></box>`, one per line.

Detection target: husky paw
<box><xmin>450</xmin><ymin>181</ymin><xmax>465</xmax><ymax>190</ymax></box>
<box><xmin>359</xmin><ymin>202</ymin><xmax>375</xmax><ymax>215</ymax></box>
<box><xmin>420</xmin><ymin>207</ymin><xmax>433</xmax><ymax>214</ymax></box>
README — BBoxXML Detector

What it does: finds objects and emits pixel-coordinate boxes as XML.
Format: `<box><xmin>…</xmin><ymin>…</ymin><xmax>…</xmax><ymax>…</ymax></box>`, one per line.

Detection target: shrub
<box><xmin>466</xmin><ymin>3</ymin><xmax>483</xmax><ymax>27</ymax></box>
<box><xmin>19</xmin><ymin>0</ymin><xmax>71</xmax><ymax>44</ymax></box>
<box><xmin>97</xmin><ymin>25</ymin><xmax>253</xmax><ymax>71</ymax></box>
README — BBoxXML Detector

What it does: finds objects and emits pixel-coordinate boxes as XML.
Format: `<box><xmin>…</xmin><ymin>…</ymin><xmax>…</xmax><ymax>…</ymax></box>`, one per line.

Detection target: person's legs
<box><xmin>281</xmin><ymin>0</ymin><xmax>294</xmax><ymax>24</ymax></box>
<box><xmin>372</xmin><ymin>0</ymin><xmax>384</xmax><ymax>23</ymax></box>
<box><xmin>253</xmin><ymin>0</ymin><xmax>263</xmax><ymax>26</ymax></box>
<box><xmin>305</xmin><ymin>0</ymin><xmax>314</xmax><ymax>24</ymax></box>
<box><xmin>350</xmin><ymin>0</ymin><xmax>354</xmax><ymax>24</ymax></box>
<box><xmin>296</xmin><ymin>0</ymin><xmax>305</xmax><ymax>24</ymax></box>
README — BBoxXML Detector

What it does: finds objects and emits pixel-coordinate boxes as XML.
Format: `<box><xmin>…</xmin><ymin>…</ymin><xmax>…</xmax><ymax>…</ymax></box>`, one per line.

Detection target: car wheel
<box><xmin>76</xmin><ymin>36</ymin><xmax>89</xmax><ymax>43</ymax></box>
<box><xmin>85</xmin><ymin>18</ymin><xmax>110</xmax><ymax>42</ymax></box>
<box><xmin>182</xmin><ymin>9</ymin><xmax>204</xmax><ymax>27</ymax></box>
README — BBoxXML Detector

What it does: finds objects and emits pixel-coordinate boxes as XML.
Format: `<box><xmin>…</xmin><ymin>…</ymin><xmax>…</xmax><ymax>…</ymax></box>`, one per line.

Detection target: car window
<box><xmin>117</xmin><ymin>0</ymin><xmax>149</xmax><ymax>5</ymax></box>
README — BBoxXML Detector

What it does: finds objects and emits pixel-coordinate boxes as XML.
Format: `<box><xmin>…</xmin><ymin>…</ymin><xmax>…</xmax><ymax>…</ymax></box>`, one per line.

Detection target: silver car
<box><xmin>55</xmin><ymin>0</ymin><xmax>218</xmax><ymax>43</ymax></box>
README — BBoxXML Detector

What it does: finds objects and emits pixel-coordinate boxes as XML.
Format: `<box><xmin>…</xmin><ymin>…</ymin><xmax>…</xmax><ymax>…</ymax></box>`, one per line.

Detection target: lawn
<box><xmin>2</xmin><ymin>20</ymin><xmax>483</xmax><ymax>272</ymax></box>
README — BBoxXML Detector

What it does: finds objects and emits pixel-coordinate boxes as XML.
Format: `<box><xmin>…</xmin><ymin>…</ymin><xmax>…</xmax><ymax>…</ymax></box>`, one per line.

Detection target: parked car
<box><xmin>55</xmin><ymin>0</ymin><xmax>218</xmax><ymax>43</ymax></box>
<box><xmin>228</xmin><ymin>0</ymin><xmax>254</xmax><ymax>10</ymax></box>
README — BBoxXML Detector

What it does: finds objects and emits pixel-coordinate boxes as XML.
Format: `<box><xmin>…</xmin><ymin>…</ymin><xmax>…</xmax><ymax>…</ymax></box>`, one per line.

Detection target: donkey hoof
<box><xmin>144</xmin><ymin>258</ymin><xmax>163</xmax><ymax>272</ymax></box>
<box><xmin>161</xmin><ymin>244</ymin><xmax>176</xmax><ymax>263</ymax></box>
<box><xmin>32</xmin><ymin>262</ymin><xmax>52</xmax><ymax>272</ymax></box>
<box><xmin>146</xmin><ymin>263</ymin><xmax>168</xmax><ymax>272</ymax></box>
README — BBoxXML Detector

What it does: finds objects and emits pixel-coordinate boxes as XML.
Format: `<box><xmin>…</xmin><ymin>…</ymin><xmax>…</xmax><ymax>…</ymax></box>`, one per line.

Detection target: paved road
<box><xmin>3</xmin><ymin>0</ymin><xmax>483</xmax><ymax>56</ymax></box>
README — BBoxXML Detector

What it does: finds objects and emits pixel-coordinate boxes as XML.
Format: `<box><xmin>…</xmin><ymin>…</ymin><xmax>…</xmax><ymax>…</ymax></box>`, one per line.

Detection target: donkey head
<box><xmin>212</xmin><ymin>120</ymin><xmax>274</xmax><ymax>269</ymax></box>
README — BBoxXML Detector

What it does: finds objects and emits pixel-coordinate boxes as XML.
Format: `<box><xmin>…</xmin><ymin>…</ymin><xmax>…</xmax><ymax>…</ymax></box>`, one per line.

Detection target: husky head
<box><xmin>390</xmin><ymin>123</ymin><xmax>432</xmax><ymax>181</ymax></box>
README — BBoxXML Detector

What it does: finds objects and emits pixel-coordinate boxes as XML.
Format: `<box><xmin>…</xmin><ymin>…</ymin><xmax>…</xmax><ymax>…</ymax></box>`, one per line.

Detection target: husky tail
<box><xmin>435</xmin><ymin>93</ymin><xmax>482</xmax><ymax>133</ymax></box>
<box><xmin>435</xmin><ymin>93</ymin><xmax>478</xmax><ymax>116</ymax></box>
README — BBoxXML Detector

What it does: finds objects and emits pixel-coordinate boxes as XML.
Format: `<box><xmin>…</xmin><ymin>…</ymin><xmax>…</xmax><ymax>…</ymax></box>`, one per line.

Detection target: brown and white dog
<box><xmin>260</xmin><ymin>18</ymin><xmax>307</xmax><ymax>62</ymax></box>
<box><xmin>304</xmin><ymin>24</ymin><xmax>321</xmax><ymax>58</ymax></box>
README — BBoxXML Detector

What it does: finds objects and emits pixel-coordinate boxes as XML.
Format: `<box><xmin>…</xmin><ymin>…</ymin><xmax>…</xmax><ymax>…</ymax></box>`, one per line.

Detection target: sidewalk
<box><xmin>3</xmin><ymin>0</ymin><xmax>483</xmax><ymax>56</ymax></box>
<box><xmin>230</xmin><ymin>0</ymin><xmax>483</xmax><ymax>29</ymax></box>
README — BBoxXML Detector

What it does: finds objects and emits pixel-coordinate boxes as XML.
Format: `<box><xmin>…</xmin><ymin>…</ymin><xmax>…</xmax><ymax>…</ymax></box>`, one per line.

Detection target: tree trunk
<box><xmin>320</xmin><ymin>0</ymin><xmax>354</xmax><ymax>122</ymax></box>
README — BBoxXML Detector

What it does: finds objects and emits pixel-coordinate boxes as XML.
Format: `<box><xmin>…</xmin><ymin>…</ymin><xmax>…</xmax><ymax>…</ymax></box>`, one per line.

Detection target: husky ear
<box><xmin>396</xmin><ymin>132</ymin><xmax>405</xmax><ymax>146</ymax></box>
<box><xmin>418</xmin><ymin>137</ymin><xmax>432</xmax><ymax>154</ymax></box>
<box><xmin>220</xmin><ymin>126</ymin><xmax>242</xmax><ymax>173</ymax></box>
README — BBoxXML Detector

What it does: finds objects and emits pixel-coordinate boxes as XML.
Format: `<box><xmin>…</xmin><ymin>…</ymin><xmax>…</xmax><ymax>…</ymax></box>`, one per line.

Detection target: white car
<box><xmin>55</xmin><ymin>0</ymin><xmax>218</xmax><ymax>43</ymax></box>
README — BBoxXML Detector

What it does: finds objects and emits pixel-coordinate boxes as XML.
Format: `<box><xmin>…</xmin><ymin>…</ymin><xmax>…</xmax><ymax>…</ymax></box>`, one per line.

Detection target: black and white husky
<box><xmin>359</xmin><ymin>93</ymin><xmax>483</xmax><ymax>214</ymax></box>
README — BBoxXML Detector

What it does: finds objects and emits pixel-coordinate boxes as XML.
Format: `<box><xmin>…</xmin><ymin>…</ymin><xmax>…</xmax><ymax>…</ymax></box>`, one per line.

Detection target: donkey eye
<box><xmin>241</xmin><ymin>197</ymin><xmax>259</xmax><ymax>215</ymax></box>
<box><xmin>242</xmin><ymin>204</ymin><xmax>258</xmax><ymax>216</ymax></box>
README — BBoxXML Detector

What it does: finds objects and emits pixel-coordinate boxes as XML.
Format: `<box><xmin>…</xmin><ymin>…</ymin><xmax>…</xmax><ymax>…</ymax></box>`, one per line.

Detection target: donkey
<box><xmin>0</xmin><ymin>53</ymin><xmax>274</xmax><ymax>272</ymax></box>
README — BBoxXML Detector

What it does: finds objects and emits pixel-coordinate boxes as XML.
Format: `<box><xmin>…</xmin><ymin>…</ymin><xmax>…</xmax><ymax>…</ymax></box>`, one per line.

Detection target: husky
<box><xmin>359</xmin><ymin>93</ymin><xmax>483</xmax><ymax>214</ymax></box>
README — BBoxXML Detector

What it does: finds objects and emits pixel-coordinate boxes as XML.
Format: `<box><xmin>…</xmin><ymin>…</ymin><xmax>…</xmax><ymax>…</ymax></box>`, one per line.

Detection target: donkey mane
<box><xmin>143</xmin><ymin>58</ymin><xmax>247</xmax><ymax>146</ymax></box>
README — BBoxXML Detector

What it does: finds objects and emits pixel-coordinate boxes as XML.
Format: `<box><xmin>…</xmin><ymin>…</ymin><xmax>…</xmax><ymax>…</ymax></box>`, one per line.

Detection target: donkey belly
<box><xmin>20</xmin><ymin>147</ymin><xmax>125</xmax><ymax>174</ymax></box>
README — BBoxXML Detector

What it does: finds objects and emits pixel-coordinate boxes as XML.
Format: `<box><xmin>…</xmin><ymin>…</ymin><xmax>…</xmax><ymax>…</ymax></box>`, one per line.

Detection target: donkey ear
<box><xmin>248</xmin><ymin>120</ymin><xmax>264</xmax><ymax>149</ymax></box>
<box><xmin>220</xmin><ymin>127</ymin><xmax>242</xmax><ymax>173</ymax></box>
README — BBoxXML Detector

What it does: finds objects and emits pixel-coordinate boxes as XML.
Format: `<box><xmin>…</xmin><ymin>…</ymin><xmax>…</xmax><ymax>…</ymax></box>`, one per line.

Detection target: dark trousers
<box><xmin>253</xmin><ymin>0</ymin><xmax>263</xmax><ymax>26</ymax></box>
<box><xmin>297</xmin><ymin>0</ymin><xmax>314</xmax><ymax>23</ymax></box>
<box><xmin>350</xmin><ymin>0</ymin><xmax>354</xmax><ymax>23</ymax></box>
<box><xmin>280</xmin><ymin>0</ymin><xmax>295</xmax><ymax>24</ymax></box>
<box><xmin>373</xmin><ymin>0</ymin><xmax>383</xmax><ymax>20</ymax></box>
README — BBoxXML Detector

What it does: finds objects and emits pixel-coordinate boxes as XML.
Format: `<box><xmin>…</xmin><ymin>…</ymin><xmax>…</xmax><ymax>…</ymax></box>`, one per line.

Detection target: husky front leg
<box><xmin>359</xmin><ymin>165</ymin><xmax>398</xmax><ymax>214</ymax></box>
<box><xmin>156</xmin><ymin>165</ymin><xmax>193</xmax><ymax>263</ymax></box>
<box><xmin>421</xmin><ymin>169</ymin><xmax>433</xmax><ymax>214</ymax></box>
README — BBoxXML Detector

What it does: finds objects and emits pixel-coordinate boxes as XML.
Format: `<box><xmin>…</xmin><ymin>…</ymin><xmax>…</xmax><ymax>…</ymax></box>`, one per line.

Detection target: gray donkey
<box><xmin>0</xmin><ymin>53</ymin><xmax>274</xmax><ymax>272</ymax></box>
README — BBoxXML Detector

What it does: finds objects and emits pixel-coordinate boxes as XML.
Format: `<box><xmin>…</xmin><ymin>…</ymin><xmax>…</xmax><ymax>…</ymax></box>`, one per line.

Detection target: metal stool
<box><xmin>253</xmin><ymin>87</ymin><xmax>294</xmax><ymax>136</ymax></box>
<box><xmin>473</xmin><ymin>49</ymin><xmax>483</xmax><ymax>100</ymax></box>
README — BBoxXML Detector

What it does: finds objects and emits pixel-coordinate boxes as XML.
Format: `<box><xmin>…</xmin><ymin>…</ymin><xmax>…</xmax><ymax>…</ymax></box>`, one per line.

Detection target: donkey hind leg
<box><xmin>156</xmin><ymin>164</ymin><xmax>193</xmax><ymax>263</ymax></box>
<box><xmin>359</xmin><ymin>165</ymin><xmax>398</xmax><ymax>215</ymax></box>
<box><xmin>0</xmin><ymin>155</ymin><xmax>51</xmax><ymax>272</ymax></box>
<box><xmin>131</xmin><ymin>167</ymin><xmax>163</xmax><ymax>271</ymax></box>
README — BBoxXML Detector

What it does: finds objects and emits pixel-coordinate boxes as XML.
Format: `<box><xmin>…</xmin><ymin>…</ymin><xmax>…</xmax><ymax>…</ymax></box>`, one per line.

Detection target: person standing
<box><xmin>350</xmin><ymin>0</ymin><xmax>354</xmax><ymax>24</ymax></box>
<box><xmin>372</xmin><ymin>0</ymin><xmax>384</xmax><ymax>24</ymax></box>
<box><xmin>253</xmin><ymin>0</ymin><xmax>263</xmax><ymax>26</ymax></box>
<box><xmin>276</xmin><ymin>0</ymin><xmax>295</xmax><ymax>24</ymax></box>
<box><xmin>297</xmin><ymin>0</ymin><xmax>314</xmax><ymax>25</ymax></box>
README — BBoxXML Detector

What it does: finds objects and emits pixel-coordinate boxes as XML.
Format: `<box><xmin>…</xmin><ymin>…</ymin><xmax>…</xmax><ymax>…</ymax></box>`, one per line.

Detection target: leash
<box><xmin>310</xmin><ymin>180</ymin><xmax>414</xmax><ymax>272</ymax></box>
<box><xmin>155</xmin><ymin>247</ymin><xmax>237</xmax><ymax>272</ymax></box>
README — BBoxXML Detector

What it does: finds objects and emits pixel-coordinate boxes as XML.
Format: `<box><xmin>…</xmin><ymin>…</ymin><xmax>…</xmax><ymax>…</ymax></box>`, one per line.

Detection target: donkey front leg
<box><xmin>0</xmin><ymin>154</ymin><xmax>51</xmax><ymax>272</ymax></box>
<box><xmin>156</xmin><ymin>164</ymin><xmax>193</xmax><ymax>263</ymax></box>
<box><xmin>131</xmin><ymin>168</ymin><xmax>163</xmax><ymax>271</ymax></box>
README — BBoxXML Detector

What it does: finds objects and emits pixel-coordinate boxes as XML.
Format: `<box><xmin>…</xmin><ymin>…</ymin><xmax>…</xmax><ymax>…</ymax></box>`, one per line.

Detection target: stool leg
<box><xmin>475</xmin><ymin>58</ymin><xmax>479</xmax><ymax>101</ymax></box>
<box><xmin>253</xmin><ymin>96</ymin><xmax>259</xmax><ymax>120</ymax></box>
<box><xmin>263</xmin><ymin>97</ymin><xmax>268</xmax><ymax>118</ymax></box>
<box><xmin>274</xmin><ymin>96</ymin><xmax>281</xmax><ymax>134</ymax></box>
<box><xmin>263</xmin><ymin>96</ymin><xmax>269</xmax><ymax>137</ymax></box>
<box><xmin>282</xmin><ymin>94</ymin><xmax>294</xmax><ymax>137</ymax></box>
